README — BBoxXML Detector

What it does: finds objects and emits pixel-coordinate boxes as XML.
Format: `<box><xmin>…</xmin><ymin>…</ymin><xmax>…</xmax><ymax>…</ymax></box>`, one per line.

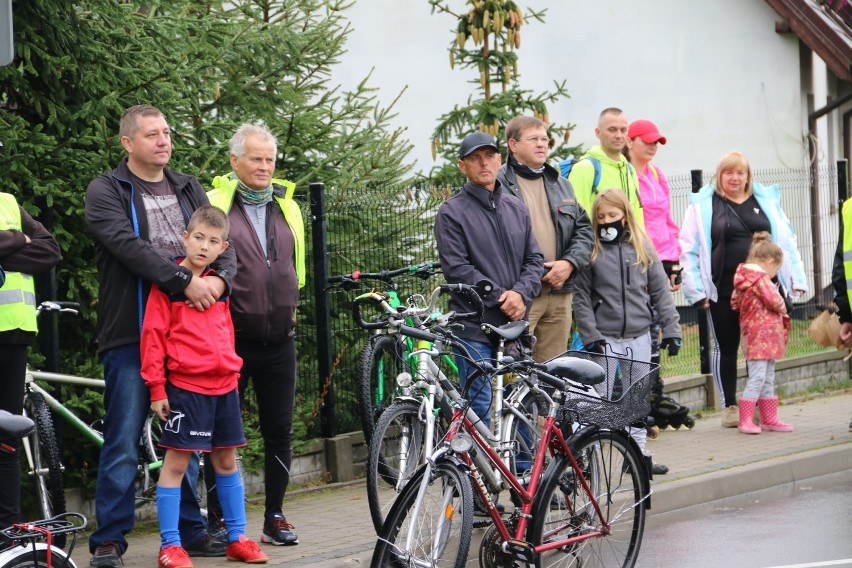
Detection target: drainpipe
<box><xmin>808</xmin><ymin>92</ymin><xmax>852</xmax><ymax>301</ymax></box>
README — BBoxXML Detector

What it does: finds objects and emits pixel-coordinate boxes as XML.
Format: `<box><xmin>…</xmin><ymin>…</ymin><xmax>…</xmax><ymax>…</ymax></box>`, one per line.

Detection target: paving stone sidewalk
<box><xmin>71</xmin><ymin>391</ymin><xmax>852</xmax><ymax>567</ymax></box>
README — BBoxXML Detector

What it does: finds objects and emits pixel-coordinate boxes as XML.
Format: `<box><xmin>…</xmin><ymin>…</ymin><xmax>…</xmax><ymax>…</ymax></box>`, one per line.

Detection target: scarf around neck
<box><xmin>509</xmin><ymin>155</ymin><xmax>545</xmax><ymax>179</ymax></box>
<box><xmin>236</xmin><ymin>178</ymin><xmax>273</xmax><ymax>205</ymax></box>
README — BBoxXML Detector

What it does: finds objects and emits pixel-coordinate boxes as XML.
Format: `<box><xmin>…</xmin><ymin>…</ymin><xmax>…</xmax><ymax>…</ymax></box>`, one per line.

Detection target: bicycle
<box><xmin>370</xmin><ymin>323</ymin><xmax>655</xmax><ymax>568</ymax></box>
<box><xmin>21</xmin><ymin>302</ymin><xmax>169</xmax><ymax>528</ymax></box>
<box><xmin>0</xmin><ymin>409</ymin><xmax>87</xmax><ymax>568</ymax></box>
<box><xmin>328</xmin><ymin>261</ymin><xmax>457</xmax><ymax>443</ymax></box>
<box><xmin>355</xmin><ymin>284</ymin><xmax>547</xmax><ymax>534</ymax></box>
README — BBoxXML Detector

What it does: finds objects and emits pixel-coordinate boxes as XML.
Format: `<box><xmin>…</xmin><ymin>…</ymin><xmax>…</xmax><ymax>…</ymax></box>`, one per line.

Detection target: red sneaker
<box><xmin>226</xmin><ymin>535</ymin><xmax>269</xmax><ymax>564</ymax></box>
<box><xmin>157</xmin><ymin>545</ymin><xmax>193</xmax><ymax>568</ymax></box>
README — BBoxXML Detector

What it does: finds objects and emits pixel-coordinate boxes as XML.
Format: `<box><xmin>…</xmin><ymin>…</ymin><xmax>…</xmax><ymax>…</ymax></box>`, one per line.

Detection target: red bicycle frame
<box><xmin>444</xmin><ymin>401</ymin><xmax>611</xmax><ymax>554</ymax></box>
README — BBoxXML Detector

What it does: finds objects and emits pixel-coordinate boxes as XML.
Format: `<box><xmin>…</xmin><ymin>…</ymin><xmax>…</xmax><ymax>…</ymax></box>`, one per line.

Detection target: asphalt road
<box><xmin>639</xmin><ymin>470</ymin><xmax>852</xmax><ymax>568</ymax></box>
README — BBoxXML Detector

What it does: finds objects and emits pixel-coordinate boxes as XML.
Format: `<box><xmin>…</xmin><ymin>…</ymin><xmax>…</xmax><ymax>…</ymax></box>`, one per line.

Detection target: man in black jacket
<box><xmin>435</xmin><ymin>132</ymin><xmax>543</xmax><ymax>426</ymax></box>
<box><xmin>498</xmin><ymin>115</ymin><xmax>593</xmax><ymax>362</ymax></box>
<box><xmin>85</xmin><ymin>105</ymin><xmax>235</xmax><ymax>567</ymax></box>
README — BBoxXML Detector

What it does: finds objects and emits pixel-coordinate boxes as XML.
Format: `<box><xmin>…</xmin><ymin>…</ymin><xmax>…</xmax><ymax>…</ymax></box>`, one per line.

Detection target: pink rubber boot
<box><xmin>738</xmin><ymin>399</ymin><xmax>761</xmax><ymax>434</ymax></box>
<box><xmin>757</xmin><ymin>397</ymin><xmax>794</xmax><ymax>432</ymax></box>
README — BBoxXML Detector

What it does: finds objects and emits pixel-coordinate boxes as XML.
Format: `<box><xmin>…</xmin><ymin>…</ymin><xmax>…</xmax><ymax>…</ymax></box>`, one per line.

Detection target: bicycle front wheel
<box><xmin>359</xmin><ymin>334</ymin><xmax>405</xmax><ymax>444</ymax></box>
<box><xmin>529</xmin><ymin>429</ymin><xmax>647</xmax><ymax>568</ymax></box>
<box><xmin>367</xmin><ymin>400</ymin><xmax>443</xmax><ymax>534</ymax></box>
<box><xmin>371</xmin><ymin>460</ymin><xmax>473</xmax><ymax>568</ymax></box>
<box><xmin>22</xmin><ymin>392</ymin><xmax>66</xmax><ymax>527</ymax></box>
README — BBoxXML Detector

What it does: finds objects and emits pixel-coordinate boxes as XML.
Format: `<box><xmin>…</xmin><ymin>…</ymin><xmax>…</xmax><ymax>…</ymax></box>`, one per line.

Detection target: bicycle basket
<box><xmin>556</xmin><ymin>350</ymin><xmax>658</xmax><ymax>430</ymax></box>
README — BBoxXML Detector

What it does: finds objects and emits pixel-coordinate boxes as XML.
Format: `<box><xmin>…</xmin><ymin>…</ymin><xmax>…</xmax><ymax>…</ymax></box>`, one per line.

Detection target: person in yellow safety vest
<box><xmin>207</xmin><ymin>122</ymin><xmax>305</xmax><ymax>547</ymax></box>
<box><xmin>830</xmin><ymin>195</ymin><xmax>852</xmax><ymax>432</ymax></box>
<box><xmin>0</xmin><ymin>191</ymin><xmax>61</xmax><ymax>528</ymax></box>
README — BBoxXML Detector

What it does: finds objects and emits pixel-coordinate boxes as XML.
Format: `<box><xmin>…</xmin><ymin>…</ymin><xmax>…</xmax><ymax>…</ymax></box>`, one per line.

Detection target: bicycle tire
<box><xmin>22</xmin><ymin>392</ymin><xmax>66</xmax><ymax>549</ymax></box>
<box><xmin>366</xmin><ymin>400</ymin><xmax>447</xmax><ymax>534</ymax></box>
<box><xmin>0</xmin><ymin>548</ymin><xmax>76</xmax><ymax>568</ymax></box>
<box><xmin>137</xmin><ymin>413</ymin><xmax>162</xmax><ymax>504</ymax></box>
<box><xmin>529</xmin><ymin>428</ymin><xmax>647</xmax><ymax>568</ymax></box>
<box><xmin>371</xmin><ymin>460</ymin><xmax>473</xmax><ymax>568</ymax></box>
<box><xmin>502</xmin><ymin>388</ymin><xmax>549</xmax><ymax>481</ymax></box>
<box><xmin>359</xmin><ymin>334</ymin><xmax>405</xmax><ymax>444</ymax></box>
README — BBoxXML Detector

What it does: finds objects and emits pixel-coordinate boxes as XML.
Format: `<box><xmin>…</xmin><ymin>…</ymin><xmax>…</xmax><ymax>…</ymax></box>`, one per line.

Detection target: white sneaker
<box><xmin>721</xmin><ymin>405</ymin><xmax>739</xmax><ymax>428</ymax></box>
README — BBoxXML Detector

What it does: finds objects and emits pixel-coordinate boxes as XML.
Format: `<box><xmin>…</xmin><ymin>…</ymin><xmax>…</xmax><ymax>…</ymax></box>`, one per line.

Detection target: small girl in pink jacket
<box><xmin>731</xmin><ymin>231</ymin><xmax>793</xmax><ymax>434</ymax></box>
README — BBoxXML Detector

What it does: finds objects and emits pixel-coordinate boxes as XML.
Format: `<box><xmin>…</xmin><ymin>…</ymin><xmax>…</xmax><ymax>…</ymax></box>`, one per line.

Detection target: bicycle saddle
<box><xmin>480</xmin><ymin>320</ymin><xmax>528</xmax><ymax>341</ymax></box>
<box><xmin>0</xmin><ymin>410</ymin><xmax>34</xmax><ymax>439</ymax></box>
<box><xmin>545</xmin><ymin>357</ymin><xmax>605</xmax><ymax>386</ymax></box>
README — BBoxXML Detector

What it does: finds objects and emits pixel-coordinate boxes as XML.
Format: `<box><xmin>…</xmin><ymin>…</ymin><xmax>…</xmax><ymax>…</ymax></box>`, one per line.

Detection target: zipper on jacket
<box><xmin>262</xmin><ymin>204</ymin><xmax>275</xmax><ymax>343</ymax></box>
<box><xmin>619</xmin><ymin>243</ymin><xmax>628</xmax><ymax>339</ymax></box>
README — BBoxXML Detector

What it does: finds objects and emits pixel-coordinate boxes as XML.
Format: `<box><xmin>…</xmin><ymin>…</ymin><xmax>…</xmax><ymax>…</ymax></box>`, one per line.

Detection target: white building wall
<box><xmin>335</xmin><ymin>0</ymin><xmax>810</xmax><ymax>176</ymax></box>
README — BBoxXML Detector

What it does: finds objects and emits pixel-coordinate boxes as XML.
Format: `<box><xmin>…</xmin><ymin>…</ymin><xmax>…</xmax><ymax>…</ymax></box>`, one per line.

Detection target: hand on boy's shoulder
<box><xmin>184</xmin><ymin>274</ymin><xmax>225</xmax><ymax>311</ymax></box>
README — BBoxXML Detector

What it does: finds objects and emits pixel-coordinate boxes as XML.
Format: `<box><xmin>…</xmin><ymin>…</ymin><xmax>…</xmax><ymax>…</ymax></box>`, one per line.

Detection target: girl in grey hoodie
<box><xmin>573</xmin><ymin>189</ymin><xmax>681</xmax><ymax>474</ymax></box>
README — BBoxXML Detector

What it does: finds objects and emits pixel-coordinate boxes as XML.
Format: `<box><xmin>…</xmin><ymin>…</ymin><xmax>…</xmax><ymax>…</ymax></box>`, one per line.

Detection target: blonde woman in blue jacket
<box><xmin>679</xmin><ymin>151</ymin><xmax>807</xmax><ymax>428</ymax></box>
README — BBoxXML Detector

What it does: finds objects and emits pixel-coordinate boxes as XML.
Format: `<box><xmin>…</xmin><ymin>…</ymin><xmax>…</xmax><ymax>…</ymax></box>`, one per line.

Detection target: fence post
<box><xmin>34</xmin><ymin>195</ymin><xmax>59</xmax><ymax>372</ymax></box>
<box><xmin>310</xmin><ymin>182</ymin><xmax>336</xmax><ymax>438</ymax></box>
<box><xmin>690</xmin><ymin>170</ymin><xmax>712</xmax><ymax>377</ymax></box>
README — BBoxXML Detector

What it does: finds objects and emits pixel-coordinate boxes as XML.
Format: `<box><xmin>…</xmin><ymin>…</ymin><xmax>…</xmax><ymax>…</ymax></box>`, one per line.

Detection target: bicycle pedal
<box><xmin>505</xmin><ymin>539</ymin><xmax>537</xmax><ymax>563</ymax></box>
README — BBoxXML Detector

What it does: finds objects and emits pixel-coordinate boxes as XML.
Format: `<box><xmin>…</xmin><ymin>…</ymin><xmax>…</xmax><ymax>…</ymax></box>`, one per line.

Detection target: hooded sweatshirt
<box><xmin>567</xmin><ymin>145</ymin><xmax>644</xmax><ymax>228</ymax></box>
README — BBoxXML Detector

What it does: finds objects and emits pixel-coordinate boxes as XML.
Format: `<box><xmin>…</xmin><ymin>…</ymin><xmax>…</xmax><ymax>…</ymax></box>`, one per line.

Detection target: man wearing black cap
<box><xmin>434</xmin><ymin>132</ymin><xmax>544</xmax><ymax>427</ymax></box>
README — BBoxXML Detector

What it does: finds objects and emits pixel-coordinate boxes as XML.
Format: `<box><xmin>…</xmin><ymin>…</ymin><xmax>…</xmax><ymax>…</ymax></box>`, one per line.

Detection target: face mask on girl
<box><xmin>598</xmin><ymin>219</ymin><xmax>624</xmax><ymax>242</ymax></box>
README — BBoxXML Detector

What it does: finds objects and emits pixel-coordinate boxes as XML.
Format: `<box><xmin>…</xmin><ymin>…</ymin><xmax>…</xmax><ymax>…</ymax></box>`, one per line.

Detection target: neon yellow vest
<box><xmin>207</xmin><ymin>176</ymin><xmax>306</xmax><ymax>289</ymax></box>
<box><xmin>0</xmin><ymin>193</ymin><xmax>37</xmax><ymax>333</ymax></box>
<box><xmin>842</xmin><ymin>198</ymin><xmax>852</xmax><ymax>309</ymax></box>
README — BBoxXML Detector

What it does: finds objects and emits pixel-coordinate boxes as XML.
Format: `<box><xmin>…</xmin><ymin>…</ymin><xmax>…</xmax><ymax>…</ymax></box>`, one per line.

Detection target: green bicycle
<box><xmin>328</xmin><ymin>262</ymin><xmax>458</xmax><ymax>444</ymax></box>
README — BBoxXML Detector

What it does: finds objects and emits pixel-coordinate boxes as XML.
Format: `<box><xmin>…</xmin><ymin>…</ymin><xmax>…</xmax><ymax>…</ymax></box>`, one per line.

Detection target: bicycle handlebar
<box><xmin>328</xmin><ymin>261</ymin><xmax>442</xmax><ymax>291</ymax></box>
<box><xmin>36</xmin><ymin>300</ymin><xmax>81</xmax><ymax>315</ymax></box>
<box><xmin>352</xmin><ymin>292</ymin><xmax>394</xmax><ymax>330</ymax></box>
<box><xmin>351</xmin><ymin>282</ymin><xmax>489</xmax><ymax>331</ymax></box>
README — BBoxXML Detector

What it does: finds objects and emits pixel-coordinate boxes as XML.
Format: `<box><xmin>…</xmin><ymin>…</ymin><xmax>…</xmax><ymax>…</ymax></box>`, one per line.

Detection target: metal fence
<box><xmin>293</xmin><ymin>161</ymin><xmax>849</xmax><ymax>438</ymax></box>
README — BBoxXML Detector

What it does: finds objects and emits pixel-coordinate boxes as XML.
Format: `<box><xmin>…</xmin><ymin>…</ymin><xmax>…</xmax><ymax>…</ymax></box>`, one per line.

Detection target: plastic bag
<box><xmin>807</xmin><ymin>309</ymin><xmax>842</xmax><ymax>348</ymax></box>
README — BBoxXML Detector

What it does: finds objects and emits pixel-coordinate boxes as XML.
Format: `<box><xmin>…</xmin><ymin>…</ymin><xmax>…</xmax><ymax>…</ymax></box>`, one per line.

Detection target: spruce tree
<box><xmin>422</xmin><ymin>0</ymin><xmax>579</xmax><ymax>186</ymax></box>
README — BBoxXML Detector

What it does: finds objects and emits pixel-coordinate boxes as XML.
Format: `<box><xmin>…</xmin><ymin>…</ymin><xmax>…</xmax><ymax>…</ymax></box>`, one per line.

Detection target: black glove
<box><xmin>660</xmin><ymin>337</ymin><xmax>682</xmax><ymax>356</ymax></box>
<box><xmin>584</xmin><ymin>340</ymin><xmax>605</xmax><ymax>354</ymax></box>
<box><xmin>662</xmin><ymin>261</ymin><xmax>682</xmax><ymax>285</ymax></box>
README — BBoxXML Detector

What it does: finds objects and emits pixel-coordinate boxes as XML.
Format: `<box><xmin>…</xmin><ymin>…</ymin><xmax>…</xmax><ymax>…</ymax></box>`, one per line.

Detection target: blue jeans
<box><xmin>89</xmin><ymin>345</ymin><xmax>206</xmax><ymax>554</ymax></box>
<box><xmin>453</xmin><ymin>339</ymin><xmax>493</xmax><ymax>428</ymax></box>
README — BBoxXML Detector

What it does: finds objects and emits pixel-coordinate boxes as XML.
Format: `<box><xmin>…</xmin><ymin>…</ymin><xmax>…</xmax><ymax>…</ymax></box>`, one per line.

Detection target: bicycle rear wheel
<box><xmin>529</xmin><ymin>429</ymin><xmax>647</xmax><ymax>568</ymax></box>
<box><xmin>137</xmin><ymin>413</ymin><xmax>162</xmax><ymax>504</ymax></box>
<box><xmin>503</xmin><ymin>387</ymin><xmax>549</xmax><ymax>480</ymax></box>
<box><xmin>22</xmin><ymin>392</ymin><xmax>66</xmax><ymax>546</ymax></box>
<box><xmin>371</xmin><ymin>460</ymin><xmax>473</xmax><ymax>568</ymax></box>
<box><xmin>359</xmin><ymin>334</ymin><xmax>405</xmax><ymax>444</ymax></box>
<box><xmin>0</xmin><ymin>547</ymin><xmax>77</xmax><ymax>568</ymax></box>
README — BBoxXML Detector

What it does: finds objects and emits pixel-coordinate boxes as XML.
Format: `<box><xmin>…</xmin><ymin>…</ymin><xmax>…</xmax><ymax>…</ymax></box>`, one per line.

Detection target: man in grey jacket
<box><xmin>498</xmin><ymin>115</ymin><xmax>593</xmax><ymax>362</ymax></box>
<box><xmin>435</xmin><ymin>132</ymin><xmax>544</xmax><ymax>426</ymax></box>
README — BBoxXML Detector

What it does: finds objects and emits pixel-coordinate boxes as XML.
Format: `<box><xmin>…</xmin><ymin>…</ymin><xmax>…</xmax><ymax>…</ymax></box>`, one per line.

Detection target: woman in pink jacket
<box><xmin>730</xmin><ymin>232</ymin><xmax>793</xmax><ymax>434</ymax></box>
<box><xmin>624</xmin><ymin>119</ymin><xmax>681</xmax><ymax>285</ymax></box>
<box><xmin>624</xmin><ymin>119</ymin><xmax>687</xmax><ymax>445</ymax></box>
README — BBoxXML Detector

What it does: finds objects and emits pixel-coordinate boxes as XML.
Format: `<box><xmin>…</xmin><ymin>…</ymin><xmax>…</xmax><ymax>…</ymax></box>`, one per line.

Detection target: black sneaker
<box><xmin>261</xmin><ymin>514</ymin><xmax>299</xmax><ymax>546</ymax></box>
<box><xmin>90</xmin><ymin>541</ymin><xmax>123</xmax><ymax>568</ymax></box>
<box><xmin>651</xmin><ymin>462</ymin><xmax>669</xmax><ymax>475</ymax></box>
<box><xmin>207</xmin><ymin>515</ymin><xmax>228</xmax><ymax>543</ymax></box>
<box><xmin>185</xmin><ymin>532</ymin><xmax>227</xmax><ymax>557</ymax></box>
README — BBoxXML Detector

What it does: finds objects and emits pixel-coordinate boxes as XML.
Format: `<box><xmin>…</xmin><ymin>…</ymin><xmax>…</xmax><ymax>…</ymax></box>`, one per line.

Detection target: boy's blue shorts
<box><xmin>158</xmin><ymin>383</ymin><xmax>247</xmax><ymax>452</ymax></box>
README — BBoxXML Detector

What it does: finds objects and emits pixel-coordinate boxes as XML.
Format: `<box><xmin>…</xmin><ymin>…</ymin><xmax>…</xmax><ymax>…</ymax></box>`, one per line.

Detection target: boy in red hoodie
<box><xmin>141</xmin><ymin>205</ymin><xmax>267</xmax><ymax>567</ymax></box>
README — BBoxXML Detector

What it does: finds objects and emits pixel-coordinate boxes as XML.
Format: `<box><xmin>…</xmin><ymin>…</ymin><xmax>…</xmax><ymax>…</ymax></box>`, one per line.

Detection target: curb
<box><xmin>648</xmin><ymin>442</ymin><xmax>852</xmax><ymax>516</ymax></box>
